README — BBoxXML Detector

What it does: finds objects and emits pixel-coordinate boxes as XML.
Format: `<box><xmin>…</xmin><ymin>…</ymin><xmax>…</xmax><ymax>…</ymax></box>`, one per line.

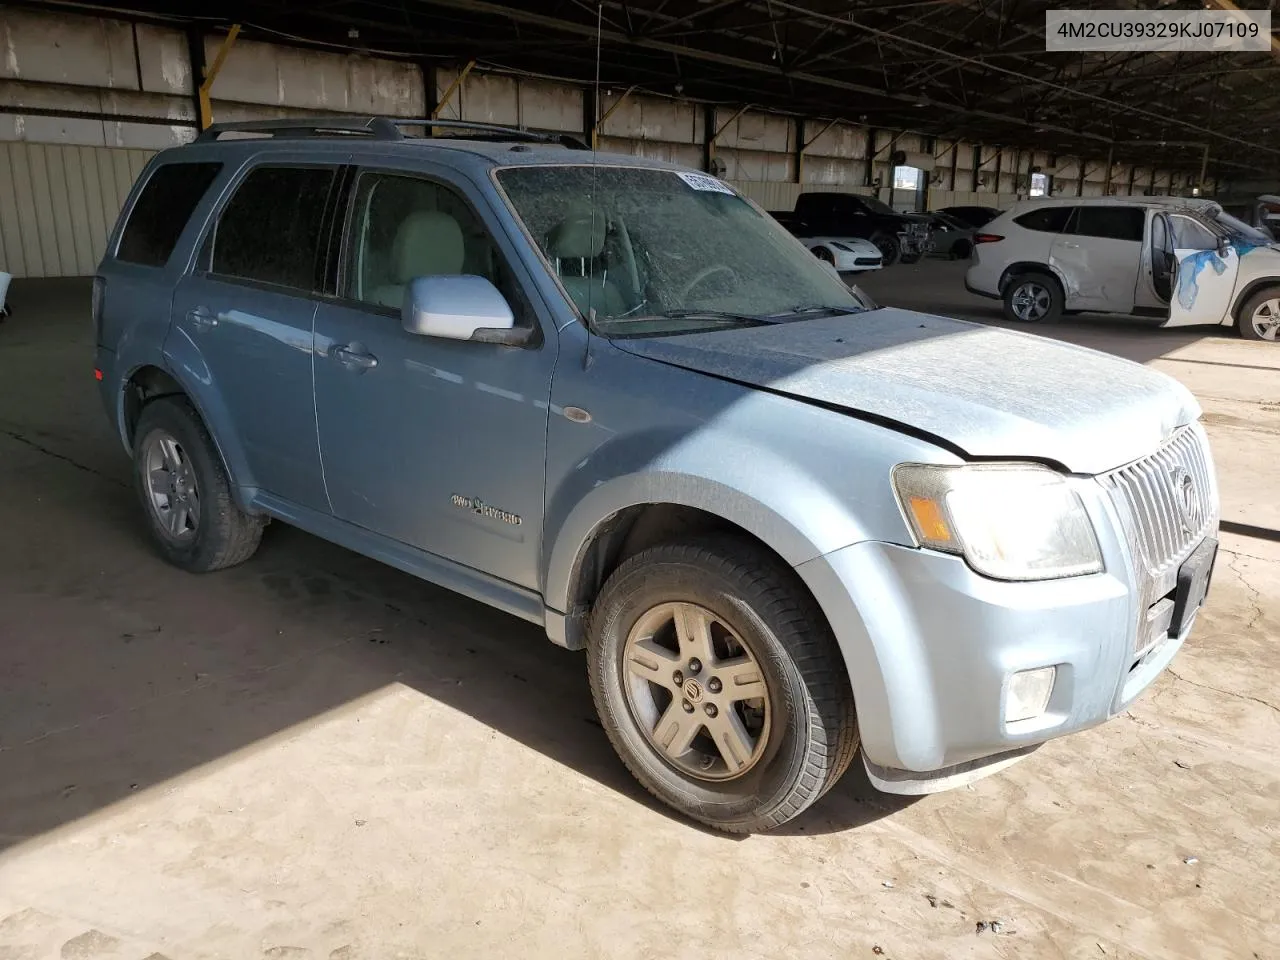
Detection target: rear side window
<box><xmin>211</xmin><ymin>166</ymin><xmax>336</xmax><ymax>291</ymax></box>
<box><xmin>1070</xmin><ymin>206</ymin><xmax>1145</xmax><ymax>242</ymax></box>
<box><xmin>117</xmin><ymin>162</ymin><xmax>222</xmax><ymax>267</ymax></box>
<box><xmin>1013</xmin><ymin>206</ymin><xmax>1072</xmax><ymax>233</ymax></box>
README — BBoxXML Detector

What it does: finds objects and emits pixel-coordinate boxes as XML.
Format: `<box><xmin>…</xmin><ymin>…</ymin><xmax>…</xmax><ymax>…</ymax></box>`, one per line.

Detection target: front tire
<box><xmin>870</xmin><ymin>232</ymin><xmax>901</xmax><ymax>267</ymax></box>
<box><xmin>132</xmin><ymin>396</ymin><xmax>265</xmax><ymax>572</ymax></box>
<box><xmin>1003</xmin><ymin>272</ymin><xmax>1063</xmax><ymax>323</ymax></box>
<box><xmin>1237</xmin><ymin>286</ymin><xmax>1280</xmax><ymax>341</ymax></box>
<box><xmin>587</xmin><ymin>536</ymin><xmax>858</xmax><ymax>834</ymax></box>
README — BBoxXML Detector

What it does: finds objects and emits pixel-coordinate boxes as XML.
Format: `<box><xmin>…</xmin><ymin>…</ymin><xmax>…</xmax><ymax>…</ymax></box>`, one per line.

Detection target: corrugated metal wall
<box><xmin>0</xmin><ymin>141</ymin><xmax>152</xmax><ymax>278</ymax></box>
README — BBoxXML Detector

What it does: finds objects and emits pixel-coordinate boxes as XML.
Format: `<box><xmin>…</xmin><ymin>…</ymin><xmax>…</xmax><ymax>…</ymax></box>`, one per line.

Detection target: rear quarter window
<box><xmin>1070</xmin><ymin>206</ymin><xmax>1145</xmax><ymax>242</ymax></box>
<box><xmin>1013</xmin><ymin>206</ymin><xmax>1072</xmax><ymax>233</ymax></box>
<box><xmin>116</xmin><ymin>162</ymin><xmax>223</xmax><ymax>267</ymax></box>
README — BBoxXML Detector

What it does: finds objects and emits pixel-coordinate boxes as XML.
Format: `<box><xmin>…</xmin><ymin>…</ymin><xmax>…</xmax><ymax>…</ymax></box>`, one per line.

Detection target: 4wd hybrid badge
<box><xmin>451</xmin><ymin>494</ymin><xmax>522</xmax><ymax>526</ymax></box>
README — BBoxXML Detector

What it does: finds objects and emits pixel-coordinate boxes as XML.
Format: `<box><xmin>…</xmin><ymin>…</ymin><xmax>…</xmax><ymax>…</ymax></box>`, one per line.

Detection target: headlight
<box><xmin>892</xmin><ymin>463</ymin><xmax>1102</xmax><ymax>581</ymax></box>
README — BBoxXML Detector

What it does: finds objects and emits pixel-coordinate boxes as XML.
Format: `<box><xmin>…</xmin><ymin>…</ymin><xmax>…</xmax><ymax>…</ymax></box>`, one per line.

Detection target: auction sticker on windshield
<box><xmin>676</xmin><ymin>171</ymin><xmax>736</xmax><ymax>195</ymax></box>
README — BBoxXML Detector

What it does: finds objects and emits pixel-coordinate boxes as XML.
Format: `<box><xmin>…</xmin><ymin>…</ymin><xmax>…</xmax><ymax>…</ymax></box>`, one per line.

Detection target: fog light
<box><xmin>1005</xmin><ymin>667</ymin><xmax>1056</xmax><ymax>723</ymax></box>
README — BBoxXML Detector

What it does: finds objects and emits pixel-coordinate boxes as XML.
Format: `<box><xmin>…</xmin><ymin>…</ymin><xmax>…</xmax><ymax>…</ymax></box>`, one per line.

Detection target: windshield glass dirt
<box><xmin>496</xmin><ymin>165</ymin><xmax>862</xmax><ymax>336</ymax></box>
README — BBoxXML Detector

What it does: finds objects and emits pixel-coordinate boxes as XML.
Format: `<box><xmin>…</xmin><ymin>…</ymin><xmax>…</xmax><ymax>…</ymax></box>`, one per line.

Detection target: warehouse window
<box><xmin>893</xmin><ymin>165</ymin><xmax>921</xmax><ymax>190</ymax></box>
<box><xmin>117</xmin><ymin>162</ymin><xmax>223</xmax><ymax>268</ymax></box>
<box><xmin>1030</xmin><ymin>173</ymin><xmax>1048</xmax><ymax>197</ymax></box>
<box><xmin>211</xmin><ymin>166</ymin><xmax>336</xmax><ymax>292</ymax></box>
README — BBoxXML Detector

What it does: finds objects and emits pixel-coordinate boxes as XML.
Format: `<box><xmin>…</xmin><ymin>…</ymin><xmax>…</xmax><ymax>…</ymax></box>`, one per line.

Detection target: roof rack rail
<box><xmin>196</xmin><ymin>117</ymin><xmax>400</xmax><ymax>142</ymax></box>
<box><xmin>196</xmin><ymin>115</ymin><xmax>589</xmax><ymax>150</ymax></box>
<box><xmin>395</xmin><ymin>118</ymin><xmax>590</xmax><ymax>150</ymax></box>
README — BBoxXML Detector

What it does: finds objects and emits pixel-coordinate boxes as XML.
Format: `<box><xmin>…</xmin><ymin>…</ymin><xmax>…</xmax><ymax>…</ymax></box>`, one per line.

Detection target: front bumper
<box><xmin>795</xmin><ymin>514</ymin><xmax>1212</xmax><ymax>790</ymax></box>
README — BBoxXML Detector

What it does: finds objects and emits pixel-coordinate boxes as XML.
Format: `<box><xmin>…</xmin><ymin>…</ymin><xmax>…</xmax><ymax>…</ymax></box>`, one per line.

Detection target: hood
<box><xmin>613</xmin><ymin>309</ymin><xmax>1200</xmax><ymax>475</ymax></box>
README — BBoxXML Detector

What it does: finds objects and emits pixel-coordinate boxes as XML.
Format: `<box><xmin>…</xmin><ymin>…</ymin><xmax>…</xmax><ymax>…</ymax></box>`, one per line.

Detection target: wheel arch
<box><xmin>998</xmin><ymin>262</ymin><xmax>1066</xmax><ymax>297</ymax></box>
<box><xmin>544</xmin><ymin>476</ymin><xmax>859</xmax><ymax>653</ymax></box>
<box><xmin>1230</xmin><ymin>277</ymin><xmax>1280</xmax><ymax>326</ymax></box>
<box><xmin>122</xmin><ymin>361</ymin><xmax>256</xmax><ymax>509</ymax></box>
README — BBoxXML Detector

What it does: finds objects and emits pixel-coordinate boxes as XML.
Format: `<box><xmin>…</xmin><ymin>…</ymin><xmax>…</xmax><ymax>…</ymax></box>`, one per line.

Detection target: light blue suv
<box><xmin>94</xmin><ymin>117</ymin><xmax>1220</xmax><ymax>833</ymax></box>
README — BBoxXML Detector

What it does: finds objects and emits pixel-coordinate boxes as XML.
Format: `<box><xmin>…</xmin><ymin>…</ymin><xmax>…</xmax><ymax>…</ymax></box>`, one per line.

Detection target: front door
<box><xmin>1156</xmin><ymin>212</ymin><xmax>1241</xmax><ymax>328</ymax></box>
<box><xmin>1050</xmin><ymin>204</ymin><xmax>1145</xmax><ymax>312</ymax></box>
<box><xmin>313</xmin><ymin>166</ymin><xmax>557</xmax><ymax>589</ymax></box>
<box><xmin>168</xmin><ymin>162</ymin><xmax>338</xmax><ymax>512</ymax></box>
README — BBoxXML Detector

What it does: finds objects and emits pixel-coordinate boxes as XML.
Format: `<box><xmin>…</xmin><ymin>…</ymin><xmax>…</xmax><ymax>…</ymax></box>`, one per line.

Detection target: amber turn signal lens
<box><xmin>908</xmin><ymin>496</ymin><xmax>953</xmax><ymax>545</ymax></box>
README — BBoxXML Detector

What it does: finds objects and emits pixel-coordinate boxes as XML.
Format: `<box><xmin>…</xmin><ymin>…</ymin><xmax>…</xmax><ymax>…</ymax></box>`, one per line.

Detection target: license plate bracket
<box><xmin>1169</xmin><ymin>537</ymin><xmax>1217</xmax><ymax>639</ymax></box>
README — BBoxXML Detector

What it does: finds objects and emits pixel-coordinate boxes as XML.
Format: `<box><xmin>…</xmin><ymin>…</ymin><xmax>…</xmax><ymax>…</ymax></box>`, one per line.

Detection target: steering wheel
<box><xmin>678</xmin><ymin>264</ymin><xmax>740</xmax><ymax>301</ymax></box>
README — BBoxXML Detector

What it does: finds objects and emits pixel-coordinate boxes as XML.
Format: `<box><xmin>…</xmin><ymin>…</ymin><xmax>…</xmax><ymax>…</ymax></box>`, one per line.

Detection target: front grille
<box><xmin>854</xmin><ymin>256</ymin><xmax>880</xmax><ymax>266</ymax></box>
<box><xmin>1100</xmin><ymin>425</ymin><xmax>1217</xmax><ymax>580</ymax></box>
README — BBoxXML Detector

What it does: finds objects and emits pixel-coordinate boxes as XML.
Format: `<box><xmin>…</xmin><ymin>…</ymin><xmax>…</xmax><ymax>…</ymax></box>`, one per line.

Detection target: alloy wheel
<box><xmin>622</xmin><ymin>601</ymin><xmax>772</xmax><ymax>781</ymax></box>
<box><xmin>1251</xmin><ymin>297</ymin><xmax>1280</xmax><ymax>341</ymax></box>
<box><xmin>1010</xmin><ymin>281</ymin><xmax>1051</xmax><ymax>321</ymax></box>
<box><xmin>141</xmin><ymin>429</ymin><xmax>200</xmax><ymax>542</ymax></box>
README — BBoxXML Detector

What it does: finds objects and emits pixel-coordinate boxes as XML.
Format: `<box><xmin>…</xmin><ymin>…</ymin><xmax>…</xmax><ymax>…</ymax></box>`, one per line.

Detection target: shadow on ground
<box><xmin>0</xmin><ymin>278</ymin><xmax>914</xmax><ymax>849</ymax></box>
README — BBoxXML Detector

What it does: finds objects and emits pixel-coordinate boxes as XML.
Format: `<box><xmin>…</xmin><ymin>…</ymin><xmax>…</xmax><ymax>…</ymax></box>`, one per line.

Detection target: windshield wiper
<box><xmin>770</xmin><ymin>304</ymin><xmax>862</xmax><ymax>319</ymax></box>
<box><xmin>601</xmin><ymin>308</ymin><xmax>770</xmax><ymax>327</ymax></box>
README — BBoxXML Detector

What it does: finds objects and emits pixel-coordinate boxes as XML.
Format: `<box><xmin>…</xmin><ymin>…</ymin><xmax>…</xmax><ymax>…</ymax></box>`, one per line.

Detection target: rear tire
<box><xmin>132</xmin><ymin>396</ymin><xmax>265</xmax><ymax>572</ymax></box>
<box><xmin>587</xmin><ymin>536</ymin><xmax>859</xmax><ymax>834</ymax></box>
<box><xmin>1236</xmin><ymin>286</ymin><xmax>1280</xmax><ymax>342</ymax></box>
<box><xmin>1003</xmin><ymin>272</ymin><xmax>1063</xmax><ymax>323</ymax></box>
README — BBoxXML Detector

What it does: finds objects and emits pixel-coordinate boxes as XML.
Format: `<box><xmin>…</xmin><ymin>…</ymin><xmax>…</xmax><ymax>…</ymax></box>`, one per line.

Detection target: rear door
<box><xmin>1050</xmin><ymin>205</ymin><xmax>1145</xmax><ymax>312</ymax></box>
<box><xmin>168</xmin><ymin>161</ymin><xmax>339</xmax><ymax>513</ymax></box>
<box><xmin>1157</xmin><ymin>212</ymin><xmax>1241</xmax><ymax>327</ymax></box>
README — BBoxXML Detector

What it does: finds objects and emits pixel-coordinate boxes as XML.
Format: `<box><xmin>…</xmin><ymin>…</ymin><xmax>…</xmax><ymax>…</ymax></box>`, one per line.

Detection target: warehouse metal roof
<box><xmin>23</xmin><ymin>0</ymin><xmax>1280</xmax><ymax>178</ymax></box>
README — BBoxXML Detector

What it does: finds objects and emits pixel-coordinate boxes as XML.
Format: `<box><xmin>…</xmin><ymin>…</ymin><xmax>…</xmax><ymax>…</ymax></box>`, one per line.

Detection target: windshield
<box><xmin>495</xmin><ymin>165</ymin><xmax>864</xmax><ymax>337</ymax></box>
<box><xmin>1211</xmin><ymin>209</ymin><xmax>1273</xmax><ymax>246</ymax></box>
<box><xmin>860</xmin><ymin>195</ymin><xmax>898</xmax><ymax>216</ymax></box>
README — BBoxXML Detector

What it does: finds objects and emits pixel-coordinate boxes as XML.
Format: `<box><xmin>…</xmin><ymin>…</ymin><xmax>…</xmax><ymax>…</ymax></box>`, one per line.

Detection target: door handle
<box><xmin>332</xmin><ymin>344</ymin><xmax>378</xmax><ymax>371</ymax></box>
<box><xmin>187</xmin><ymin>307</ymin><xmax>217</xmax><ymax>331</ymax></box>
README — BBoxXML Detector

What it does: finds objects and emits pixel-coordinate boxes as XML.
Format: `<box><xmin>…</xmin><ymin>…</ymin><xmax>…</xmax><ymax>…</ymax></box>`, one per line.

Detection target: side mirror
<box><xmin>402</xmin><ymin>275</ymin><xmax>531</xmax><ymax>346</ymax></box>
<box><xmin>1217</xmin><ymin>236</ymin><xmax>1231</xmax><ymax>257</ymax></box>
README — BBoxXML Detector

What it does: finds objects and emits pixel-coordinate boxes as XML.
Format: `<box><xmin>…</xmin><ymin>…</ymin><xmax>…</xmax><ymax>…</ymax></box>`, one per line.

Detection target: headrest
<box><xmin>547</xmin><ymin>212</ymin><xmax>606</xmax><ymax>260</ymax></box>
<box><xmin>393</xmin><ymin>210</ymin><xmax>464</xmax><ymax>282</ymax></box>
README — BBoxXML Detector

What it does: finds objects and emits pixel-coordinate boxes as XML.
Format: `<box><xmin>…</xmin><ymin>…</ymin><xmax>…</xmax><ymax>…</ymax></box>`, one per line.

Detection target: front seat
<box><xmin>546</xmin><ymin>213</ymin><xmax>628</xmax><ymax>319</ymax></box>
<box><xmin>371</xmin><ymin>210</ymin><xmax>465</xmax><ymax>310</ymax></box>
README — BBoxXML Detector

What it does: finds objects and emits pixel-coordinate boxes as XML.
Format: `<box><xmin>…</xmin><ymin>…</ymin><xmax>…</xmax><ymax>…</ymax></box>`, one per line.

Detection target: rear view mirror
<box><xmin>402</xmin><ymin>275</ymin><xmax>531</xmax><ymax>346</ymax></box>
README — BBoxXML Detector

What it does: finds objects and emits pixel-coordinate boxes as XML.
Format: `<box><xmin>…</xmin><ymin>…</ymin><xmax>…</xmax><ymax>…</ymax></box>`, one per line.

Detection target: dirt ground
<box><xmin>0</xmin><ymin>263</ymin><xmax>1276</xmax><ymax>960</ymax></box>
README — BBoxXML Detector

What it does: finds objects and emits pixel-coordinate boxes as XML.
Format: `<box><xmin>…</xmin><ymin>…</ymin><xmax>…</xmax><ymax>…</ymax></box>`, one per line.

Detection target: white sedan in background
<box><xmin>802</xmin><ymin>237</ymin><xmax>884</xmax><ymax>273</ymax></box>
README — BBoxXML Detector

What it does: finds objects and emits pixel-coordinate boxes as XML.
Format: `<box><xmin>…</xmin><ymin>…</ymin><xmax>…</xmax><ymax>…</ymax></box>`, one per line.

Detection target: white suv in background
<box><xmin>964</xmin><ymin>196</ymin><xmax>1280</xmax><ymax>341</ymax></box>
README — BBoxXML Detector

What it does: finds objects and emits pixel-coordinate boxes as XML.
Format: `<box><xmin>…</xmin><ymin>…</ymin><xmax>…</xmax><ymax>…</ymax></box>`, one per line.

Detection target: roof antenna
<box><xmin>583</xmin><ymin>1</ymin><xmax>603</xmax><ymax>370</ymax></box>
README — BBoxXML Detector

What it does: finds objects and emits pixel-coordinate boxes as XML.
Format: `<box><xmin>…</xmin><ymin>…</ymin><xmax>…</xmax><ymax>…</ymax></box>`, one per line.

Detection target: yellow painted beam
<box><xmin>592</xmin><ymin>85</ymin><xmax>635</xmax><ymax>150</ymax></box>
<box><xmin>432</xmin><ymin>60</ymin><xmax>476</xmax><ymax>121</ymax></box>
<box><xmin>198</xmin><ymin>24</ymin><xmax>241</xmax><ymax>131</ymax></box>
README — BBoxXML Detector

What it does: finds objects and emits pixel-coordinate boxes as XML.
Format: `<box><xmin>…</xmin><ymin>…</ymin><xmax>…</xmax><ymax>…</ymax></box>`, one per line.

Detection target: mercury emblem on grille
<box><xmin>1171</xmin><ymin>467</ymin><xmax>1202</xmax><ymax>534</ymax></box>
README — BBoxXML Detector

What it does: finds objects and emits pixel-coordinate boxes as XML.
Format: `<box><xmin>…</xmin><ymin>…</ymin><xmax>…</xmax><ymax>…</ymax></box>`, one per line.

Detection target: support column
<box><xmin>197</xmin><ymin>24</ymin><xmax>241</xmax><ymax>131</ymax></box>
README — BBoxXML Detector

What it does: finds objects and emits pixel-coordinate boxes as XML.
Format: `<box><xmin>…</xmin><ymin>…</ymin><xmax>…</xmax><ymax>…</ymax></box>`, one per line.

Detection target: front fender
<box><xmin>541</xmin><ymin>393</ymin><xmax>952</xmax><ymax>614</ymax></box>
<box><xmin>544</xmin><ymin>460</ymin><xmax>843</xmax><ymax>617</ymax></box>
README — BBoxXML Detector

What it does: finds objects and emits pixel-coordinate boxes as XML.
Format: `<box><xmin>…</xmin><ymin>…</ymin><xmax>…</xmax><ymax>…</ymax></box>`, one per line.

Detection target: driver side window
<box><xmin>1169</xmin><ymin>215</ymin><xmax>1218</xmax><ymax>251</ymax></box>
<box><xmin>343</xmin><ymin>171</ymin><xmax>533</xmax><ymax>327</ymax></box>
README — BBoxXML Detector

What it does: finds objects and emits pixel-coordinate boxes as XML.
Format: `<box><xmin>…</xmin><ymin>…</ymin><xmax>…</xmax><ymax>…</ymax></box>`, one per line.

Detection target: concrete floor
<box><xmin>0</xmin><ymin>265</ymin><xmax>1276</xmax><ymax>960</ymax></box>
